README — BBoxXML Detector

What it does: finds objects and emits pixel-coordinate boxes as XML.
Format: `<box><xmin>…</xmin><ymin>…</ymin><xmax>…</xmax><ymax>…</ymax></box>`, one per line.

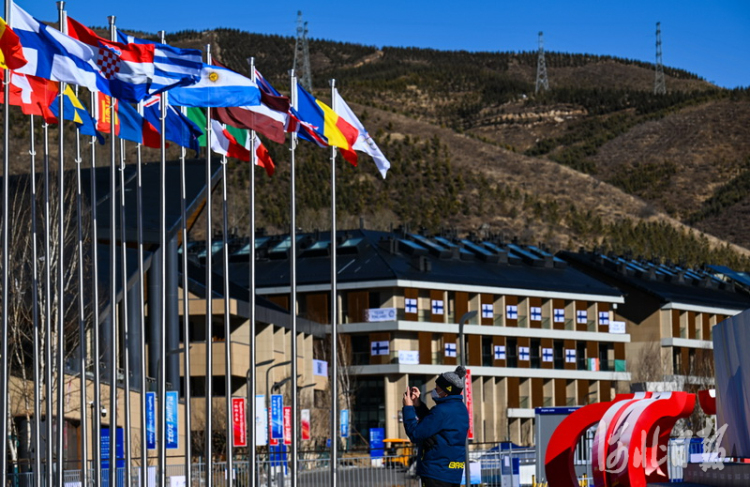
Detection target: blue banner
<box><xmin>340</xmin><ymin>409</ymin><xmax>349</xmax><ymax>438</ymax></box>
<box><xmin>369</xmin><ymin>428</ymin><xmax>384</xmax><ymax>459</ymax></box>
<box><xmin>101</xmin><ymin>427</ymin><xmax>124</xmax><ymax>469</ymax></box>
<box><xmin>146</xmin><ymin>392</ymin><xmax>156</xmax><ymax>449</ymax></box>
<box><xmin>166</xmin><ymin>391</ymin><xmax>179</xmax><ymax>449</ymax></box>
<box><xmin>271</xmin><ymin>394</ymin><xmax>283</xmax><ymax>440</ymax></box>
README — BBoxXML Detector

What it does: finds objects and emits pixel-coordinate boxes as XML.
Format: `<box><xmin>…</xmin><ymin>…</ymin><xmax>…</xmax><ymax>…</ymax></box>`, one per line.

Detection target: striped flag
<box><xmin>117</xmin><ymin>30</ymin><xmax>202</xmax><ymax>94</ymax></box>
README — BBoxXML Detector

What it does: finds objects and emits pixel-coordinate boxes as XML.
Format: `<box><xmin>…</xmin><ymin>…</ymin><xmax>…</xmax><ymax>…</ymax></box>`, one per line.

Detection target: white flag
<box><xmin>333</xmin><ymin>88</ymin><xmax>391</xmax><ymax>179</ymax></box>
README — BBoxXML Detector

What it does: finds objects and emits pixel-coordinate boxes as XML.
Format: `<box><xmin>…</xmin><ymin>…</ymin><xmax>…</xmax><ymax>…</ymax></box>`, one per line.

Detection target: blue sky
<box><xmin>15</xmin><ymin>0</ymin><xmax>750</xmax><ymax>88</ymax></box>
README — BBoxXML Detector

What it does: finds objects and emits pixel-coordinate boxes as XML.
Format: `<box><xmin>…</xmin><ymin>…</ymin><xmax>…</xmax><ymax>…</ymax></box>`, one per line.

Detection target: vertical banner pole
<box><xmin>289</xmin><ymin>70</ymin><xmax>299</xmax><ymax>487</ymax></box>
<box><xmin>204</xmin><ymin>44</ymin><xmax>215</xmax><ymax>487</ymax></box>
<box><xmin>329</xmin><ymin>79</ymin><xmax>339</xmax><ymax>487</ymax></box>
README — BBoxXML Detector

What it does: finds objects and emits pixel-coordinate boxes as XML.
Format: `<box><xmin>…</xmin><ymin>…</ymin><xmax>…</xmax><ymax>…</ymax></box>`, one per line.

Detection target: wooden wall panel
<box><xmin>404</xmin><ymin>288</ymin><xmax>418</xmax><ymax>320</ymax></box>
<box><xmin>481</xmin><ymin>294</ymin><xmax>494</xmax><ymax>326</ymax></box>
<box><xmin>493</xmin><ymin>336</ymin><xmax>506</xmax><ymax>367</ymax></box>
<box><xmin>455</xmin><ymin>291</ymin><xmax>469</xmax><ymax>324</ymax></box>
<box><xmin>444</xmin><ymin>333</ymin><xmax>457</xmax><ymax>366</ymax></box>
<box><xmin>306</xmin><ymin>293</ymin><xmax>329</xmax><ymax>325</ymax></box>
<box><xmin>688</xmin><ymin>311</ymin><xmax>696</xmax><ymax>339</ymax></box>
<box><xmin>672</xmin><ymin>310</ymin><xmax>681</xmax><ymax>338</ymax></box>
<box><xmin>347</xmin><ymin>291</ymin><xmax>368</xmax><ymax>324</ymax></box>
<box><xmin>419</xmin><ymin>332</ymin><xmax>432</xmax><ymax>365</ymax></box>
<box><xmin>268</xmin><ymin>295</ymin><xmax>289</xmax><ymax>311</ymax></box>
<box><xmin>598</xmin><ymin>303</ymin><xmax>609</xmax><ymax>333</ymax></box>
<box><xmin>505</xmin><ymin>295</ymin><xmax>518</xmax><ymax>327</ymax></box>
<box><xmin>529</xmin><ymin>297</ymin><xmax>542</xmax><ymax>329</ymax></box>
<box><xmin>468</xmin><ymin>335</ymin><xmax>482</xmax><ymax>367</ymax></box>
<box><xmin>531</xmin><ymin>378</ymin><xmax>543</xmax><ymax>408</ymax></box>
<box><xmin>564</xmin><ymin>339</ymin><xmax>576</xmax><ymax>371</ymax></box>
<box><xmin>553</xmin><ymin>299</ymin><xmax>565</xmax><ymax>330</ymax></box>
<box><xmin>430</xmin><ymin>290</ymin><xmax>445</xmax><ymax>323</ymax></box>
<box><xmin>575</xmin><ymin>301</ymin><xmax>588</xmax><ymax>331</ymax></box>
<box><xmin>577</xmin><ymin>380</ymin><xmax>589</xmax><ymax>406</ymax></box>
<box><xmin>541</xmin><ymin>338</ymin><xmax>553</xmax><ymax>370</ymax></box>
<box><xmin>507</xmin><ymin>377</ymin><xmax>520</xmax><ymax>408</ymax></box>
<box><xmin>554</xmin><ymin>379</ymin><xmax>566</xmax><ymax>406</ymax></box>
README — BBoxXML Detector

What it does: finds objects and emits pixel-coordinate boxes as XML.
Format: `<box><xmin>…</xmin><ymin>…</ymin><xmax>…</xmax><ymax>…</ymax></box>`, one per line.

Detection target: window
<box><xmin>351</xmin><ymin>378</ymin><xmax>385</xmax><ymax>447</ymax></box>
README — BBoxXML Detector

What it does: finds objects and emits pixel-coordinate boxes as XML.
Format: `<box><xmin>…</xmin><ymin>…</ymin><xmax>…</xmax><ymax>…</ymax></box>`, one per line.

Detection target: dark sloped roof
<box><xmin>559</xmin><ymin>250</ymin><xmax>750</xmax><ymax>311</ymax></box>
<box><xmin>211</xmin><ymin>229</ymin><xmax>622</xmax><ymax>298</ymax></box>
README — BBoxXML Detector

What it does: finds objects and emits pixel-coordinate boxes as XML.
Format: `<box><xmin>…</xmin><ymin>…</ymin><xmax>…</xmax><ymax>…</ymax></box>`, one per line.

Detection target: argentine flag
<box><xmin>168</xmin><ymin>63</ymin><xmax>260</xmax><ymax>108</ymax></box>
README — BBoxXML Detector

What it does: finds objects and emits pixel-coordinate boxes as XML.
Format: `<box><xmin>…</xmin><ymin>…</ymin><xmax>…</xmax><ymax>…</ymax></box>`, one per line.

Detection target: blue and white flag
<box><xmin>11</xmin><ymin>2</ymin><xmax>110</xmax><ymax>95</ymax></box>
<box><xmin>169</xmin><ymin>63</ymin><xmax>261</xmax><ymax>107</ymax></box>
<box><xmin>143</xmin><ymin>95</ymin><xmax>203</xmax><ymax>152</ymax></box>
<box><xmin>117</xmin><ymin>30</ymin><xmax>202</xmax><ymax>94</ymax></box>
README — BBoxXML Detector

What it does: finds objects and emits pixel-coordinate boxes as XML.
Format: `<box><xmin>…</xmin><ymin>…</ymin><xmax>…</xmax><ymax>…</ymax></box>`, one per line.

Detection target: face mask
<box><xmin>430</xmin><ymin>389</ymin><xmax>441</xmax><ymax>401</ymax></box>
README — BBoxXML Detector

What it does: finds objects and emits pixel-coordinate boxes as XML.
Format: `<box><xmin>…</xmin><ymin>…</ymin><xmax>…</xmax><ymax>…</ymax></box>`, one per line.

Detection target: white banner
<box><xmin>609</xmin><ymin>321</ymin><xmax>626</xmax><ymax>334</ymax></box>
<box><xmin>365</xmin><ymin>308</ymin><xmax>397</xmax><ymax>322</ymax></box>
<box><xmin>398</xmin><ymin>350</ymin><xmax>420</xmax><ymax>365</ymax></box>
<box><xmin>255</xmin><ymin>395</ymin><xmax>267</xmax><ymax>446</ymax></box>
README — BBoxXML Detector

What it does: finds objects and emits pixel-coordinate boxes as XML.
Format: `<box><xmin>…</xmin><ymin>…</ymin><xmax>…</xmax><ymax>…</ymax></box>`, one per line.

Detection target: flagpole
<box><xmin>119</xmin><ymin>135</ymin><xmax>134</xmax><ymax>487</ymax></box>
<box><xmin>29</xmin><ymin>113</ymin><xmax>43</xmax><ymax>487</ymax></box>
<box><xmin>220</xmin><ymin>145</ymin><xmax>234</xmax><ymax>487</ymax></box>
<box><xmin>73</xmin><ymin>88</ymin><xmax>89</xmax><ymax>487</ymax></box>
<box><xmin>247</xmin><ymin>56</ymin><xmax>258</xmax><ymax>487</ymax></box>
<box><xmin>158</xmin><ymin>30</ymin><xmax>169</xmax><ymax>487</ymax></box>
<box><xmin>178</xmin><ymin>105</ymin><xmax>193</xmax><ymax>487</ymax></box>
<box><xmin>89</xmin><ymin>90</ymin><xmax>104</xmax><ymax>487</ymax></box>
<box><xmin>329</xmin><ymin>78</ymin><xmax>339</xmax><ymax>487</ymax></box>
<box><xmin>57</xmin><ymin>6</ymin><xmax>68</xmax><ymax>487</ymax></box>
<box><xmin>43</xmin><ymin>114</ymin><xmax>53</xmax><ymax>487</ymax></box>
<box><xmin>289</xmin><ymin>69</ymin><xmax>299</xmax><ymax>487</ymax></box>
<box><xmin>0</xmin><ymin>0</ymin><xmax>11</xmax><ymax>482</ymax></box>
<box><xmin>136</xmin><ymin>100</ymin><xmax>149</xmax><ymax>487</ymax></box>
<box><xmin>107</xmin><ymin>16</ymin><xmax>119</xmax><ymax>487</ymax></box>
<box><xmin>204</xmin><ymin>44</ymin><xmax>215</xmax><ymax>487</ymax></box>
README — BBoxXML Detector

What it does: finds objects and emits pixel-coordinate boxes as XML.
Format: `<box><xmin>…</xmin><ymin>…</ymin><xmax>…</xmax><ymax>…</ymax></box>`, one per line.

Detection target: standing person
<box><xmin>402</xmin><ymin>366</ymin><xmax>470</xmax><ymax>487</ymax></box>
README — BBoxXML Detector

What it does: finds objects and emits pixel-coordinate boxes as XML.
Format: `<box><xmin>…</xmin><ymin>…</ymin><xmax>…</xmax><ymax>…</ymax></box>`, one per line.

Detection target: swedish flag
<box><xmin>49</xmin><ymin>86</ymin><xmax>104</xmax><ymax>144</ymax></box>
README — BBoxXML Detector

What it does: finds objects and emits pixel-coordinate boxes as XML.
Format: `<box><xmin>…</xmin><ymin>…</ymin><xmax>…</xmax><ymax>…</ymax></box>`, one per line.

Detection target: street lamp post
<box><xmin>458</xmin><ymin>310</ymin><xmax>477</xmax><ymax>487</ymax></box>
<box><xmin>265</xmin><ymin>360</ymin><xmax>291</xmax><ymax>487</ymax></box>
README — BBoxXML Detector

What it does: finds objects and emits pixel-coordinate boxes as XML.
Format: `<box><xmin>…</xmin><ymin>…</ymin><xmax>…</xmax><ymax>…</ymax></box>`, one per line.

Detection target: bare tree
<box><xmin>3</xmin><ymin>172</ymin><xmax>91</xmax><ymax>465</ymax></box>
<box><xmin>629</xmin><ymin>341</ymin><xmax>664</xmax><ymax>384</ymax></box>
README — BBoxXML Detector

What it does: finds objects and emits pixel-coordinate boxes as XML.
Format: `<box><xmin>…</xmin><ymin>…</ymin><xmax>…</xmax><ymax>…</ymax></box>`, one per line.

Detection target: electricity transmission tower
<box><xmin>654</xmin><ymin>21</ymin><xmax>666</xmax><ymax>95</ymax></box>
<box><xmin>535</xmin><ymin>31</ymin><xmax>549</xmax><ymax>93</ymax></box>
<box><xmin>293</xmin><ymin>10</ymin><xmax>313</xmax><ymax>91</ymax></box>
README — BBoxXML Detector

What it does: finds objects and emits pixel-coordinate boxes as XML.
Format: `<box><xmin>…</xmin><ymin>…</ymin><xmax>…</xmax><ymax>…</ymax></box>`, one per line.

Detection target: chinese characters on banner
<box><xmin>283</xmin><ymin>406</ymin><xmax>292</xmax><ymax>445</ymax></box>
<box><xmin>465</xmin><ymin>368</ymin><xmax>474</xmax><ymax>440</ymax></box>
<box><xmin>232</xmin><ymin>397</ymin><xmax>247</xmax><ymax>447</ymax></box>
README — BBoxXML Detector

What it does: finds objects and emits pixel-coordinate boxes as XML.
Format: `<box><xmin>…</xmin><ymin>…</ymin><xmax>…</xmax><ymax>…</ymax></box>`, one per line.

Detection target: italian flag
<box><xmin>210</xmin><ymin>119</ymin><xmax>275</xmax><ymax>176</ymax></box>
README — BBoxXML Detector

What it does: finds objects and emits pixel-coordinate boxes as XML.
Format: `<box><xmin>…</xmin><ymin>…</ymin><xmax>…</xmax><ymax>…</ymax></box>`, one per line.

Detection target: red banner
<box><xmin>465</xmin><ymin>368</ymin><xmax>474</xmax><ymax>440</ymax></box>
<box><xmin>232</xmin><ymin>397</ymin><xmax>247</xmax><ymax>447</ymax></box>
<box><xmin>283</xmin><ymin>406</ymin><xmax>292</xmax><ymax>445</ymax></box>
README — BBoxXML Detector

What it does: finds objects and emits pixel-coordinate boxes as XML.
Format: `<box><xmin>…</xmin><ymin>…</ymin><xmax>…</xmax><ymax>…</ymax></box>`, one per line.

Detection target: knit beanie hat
<box><xmin>435</xmin><ymin>366</ymin><xmax>466</xmax><ymax>395</ymax></box>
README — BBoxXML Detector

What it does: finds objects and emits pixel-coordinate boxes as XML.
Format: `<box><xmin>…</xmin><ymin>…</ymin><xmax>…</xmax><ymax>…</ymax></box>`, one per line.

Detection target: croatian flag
<box><xmin>66</xmin><ymin>16</ymin><xmax>155</xmax><ymax>102</ymax></box>
<box><xmin>11</xmin><ymin>3</ymin><xmax>110</xmax><ymax>95</ymax></box>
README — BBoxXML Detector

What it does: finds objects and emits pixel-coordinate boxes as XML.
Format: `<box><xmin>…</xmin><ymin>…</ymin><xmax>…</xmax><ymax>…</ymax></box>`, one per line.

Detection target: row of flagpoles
<box><xmin>0</xmin><ymin>2</ymin><xmax>393</xmax><ymax>487</ymax></box>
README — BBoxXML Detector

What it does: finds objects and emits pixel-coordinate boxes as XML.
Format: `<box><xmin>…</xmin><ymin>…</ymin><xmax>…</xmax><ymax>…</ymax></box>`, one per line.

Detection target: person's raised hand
<box><xmin>410</xmin><ymin>386</ymin><xmax>421</xmax><ymax>406</ymax></box>
<box><xmin>402</xmin><ymin>387</ymin><xmax>413</xmax><ymax>406</ymax></box>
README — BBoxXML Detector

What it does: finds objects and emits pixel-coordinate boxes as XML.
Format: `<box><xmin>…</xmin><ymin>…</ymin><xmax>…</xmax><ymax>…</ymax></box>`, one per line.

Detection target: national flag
<box><xmin>143</xmin><ymin>95</ymin><xmax>202</xmax><ymax>152</ymax></box>
<box><xmin>332</xmin><ymin>88</ymin><xmax>391</xmax><ymax>178</ymax></box>
<box><xmin>253</xmin><ymin>136</ymin><xmax>275</xmax><ymax>177</ymax></box>
<box><xmin>66</xmin><ymin>17</ymin><xmax>154</xmax><ymax>102</ymax></box>
<box><xmin>293</xmin><ymin>82</ymin><xmax>358</xmax><ymax>165</ymax></box>
<box><xmin>212</xmin><ymin>69</ymin><xmax>289</xmax><ymax>144</ymax></box>
<box><xmin>188</xmin><ymin>107</ymin><xmax>274</xmax><ymax>176</ymax></box>
<box><xmin>0</xmin><ymin>16</ymin><xmax>26</xmax><ymax>70</ymax></box>
<box><xmin>210</xmin><ymin>119</ymin><xmax>250</xmax><ymax>161</ymax></box>
<box><xmin>0</xmin><ymin>70</ymin><xmax>57</xmax><ymax>122</ymax></box>
<box><xmin>96</xmin><ymin>93</ymin><xmax>160</xmax><ymax>148</ymax></box>
<box><xmin>48</xmin><ymin>85</ymin><xmax>103</xmax><ymax>143</ymax></box>
<box><xmin>10</xmin><ymin>3</ymin><xmax>110</xmax><ymax>94</ymax></box>
<box><xmin>168</xmin><ymin>63</ymin><xmax>261</xmax><ymax>107</ymax></box>
<box><xmin>117</xmin><ymin>30</ymin><xmax>201</xmax><ymax>94</ymax></box>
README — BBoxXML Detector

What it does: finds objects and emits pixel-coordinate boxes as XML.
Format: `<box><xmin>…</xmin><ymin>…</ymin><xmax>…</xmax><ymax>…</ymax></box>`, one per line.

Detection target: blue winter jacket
<box><xmin>402</xmin><ymin>394</ymin><xmax>469</xmax><ymax>484</ymax></box>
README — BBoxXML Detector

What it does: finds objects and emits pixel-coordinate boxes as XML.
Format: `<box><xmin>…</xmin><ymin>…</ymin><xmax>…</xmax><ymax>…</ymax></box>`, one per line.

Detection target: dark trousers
<box><xmin>421</xmin><ymin>477</ymin><xmax>460</xmax><ymax>487</ymax></box>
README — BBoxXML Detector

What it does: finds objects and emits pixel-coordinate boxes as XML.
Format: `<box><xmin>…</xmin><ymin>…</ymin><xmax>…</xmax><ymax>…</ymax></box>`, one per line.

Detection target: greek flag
<box><xmin>118</xmin><ymin>30</ymin><xmax>202</xmax><ymax>94</ymax></box>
